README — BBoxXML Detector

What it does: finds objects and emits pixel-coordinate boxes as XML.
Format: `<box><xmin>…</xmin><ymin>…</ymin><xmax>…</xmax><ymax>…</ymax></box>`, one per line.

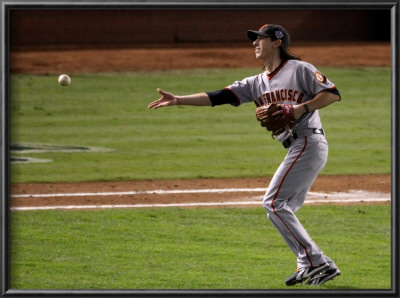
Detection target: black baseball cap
<box><xmin>247</xmin><ymin>24</ymin><xmax>290</xmax><ymax>48</ymax></box>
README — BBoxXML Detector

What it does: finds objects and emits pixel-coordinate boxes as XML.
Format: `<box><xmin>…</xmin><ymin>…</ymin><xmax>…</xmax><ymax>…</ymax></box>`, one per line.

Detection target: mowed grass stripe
<box><xmin>9</xmin><ymin>67</ymin><xmax>391</xmax><ymax>183</ymax></box>
<box><xmin>10</xmin><ymin>205</ymin><xmax>391</xmax><ymax>289</ymax></box>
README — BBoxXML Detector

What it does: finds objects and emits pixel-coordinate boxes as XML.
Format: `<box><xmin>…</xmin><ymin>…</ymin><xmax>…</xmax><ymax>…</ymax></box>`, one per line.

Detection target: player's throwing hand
<box><xmin>148</xmin><ymin>88</ymin><xmax>178</xmax><ymax>109</ymax></box>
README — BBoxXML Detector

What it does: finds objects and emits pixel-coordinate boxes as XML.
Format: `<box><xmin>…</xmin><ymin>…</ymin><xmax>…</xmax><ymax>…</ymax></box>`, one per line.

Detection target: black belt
<box><xmin>282</xmin><ymin>128</ymin><xmax>325</xmax><ymax>149</ymax></box>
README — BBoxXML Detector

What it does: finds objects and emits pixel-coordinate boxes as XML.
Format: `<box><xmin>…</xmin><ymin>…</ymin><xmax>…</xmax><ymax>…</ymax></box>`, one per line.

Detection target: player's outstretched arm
<box><xmin>148</xmin><ymin>88</ymin><xmax>211</xmax><ymax>109</ymax></box>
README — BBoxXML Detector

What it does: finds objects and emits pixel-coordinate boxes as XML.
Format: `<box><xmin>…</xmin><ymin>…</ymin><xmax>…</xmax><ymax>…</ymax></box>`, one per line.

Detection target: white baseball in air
<box><xmin>58</xmin><ymin>74</ymin><xmax>71</xmax><ymax>86</ymax></box>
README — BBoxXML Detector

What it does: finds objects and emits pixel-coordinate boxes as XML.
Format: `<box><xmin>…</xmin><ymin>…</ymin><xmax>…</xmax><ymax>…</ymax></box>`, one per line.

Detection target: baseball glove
<box><xmin>256</xmin><ymin>103</ymin><xmax>296</xmax><ymax>136</ymax></box>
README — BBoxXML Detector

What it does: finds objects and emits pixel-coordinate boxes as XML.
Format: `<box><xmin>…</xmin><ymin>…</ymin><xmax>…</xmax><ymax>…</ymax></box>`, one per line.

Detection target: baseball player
<box><xmin>148</xmin><ymin>24</ymin><xmax>341</xmax><ymax>286</ymax></box>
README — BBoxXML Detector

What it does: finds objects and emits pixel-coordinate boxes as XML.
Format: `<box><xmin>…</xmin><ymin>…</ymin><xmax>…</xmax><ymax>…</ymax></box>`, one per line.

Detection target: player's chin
<box><xmin>254</xmin><ymin>51</ymin><xmax>263</xmax><ymax>59</ymax></box>
<box><xmin>255</xmin><ymin>54</ymin><xmax>264</xmax><ymax>61</ymax></box>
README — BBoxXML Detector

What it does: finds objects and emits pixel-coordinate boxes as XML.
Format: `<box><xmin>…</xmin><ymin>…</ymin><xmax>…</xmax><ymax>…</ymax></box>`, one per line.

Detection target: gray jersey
<box><xmin>226</xmin><ymin>60</ymin><xmax>337</xmax><ymax>142</ymax></box>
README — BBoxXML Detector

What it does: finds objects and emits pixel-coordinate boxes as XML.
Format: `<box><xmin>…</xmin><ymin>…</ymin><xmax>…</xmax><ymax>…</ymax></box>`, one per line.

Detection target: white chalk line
<box><xmin>11</xmin><ymin>188</ymin><xmax>268</xmax><ymax>198</ymax></box>
<box><xmin>11</xmin><ymin>198</ymin><xmax>391</xmax><ymax>211</ymax></box>
<box><xmin>10</xmin><ymin>188</ymin><xmax>391</xmax><ymax>211</ymax></box>
<box><xmin>9</xmin><ymin>188</ymin><xmax>390</xmax><ymax>199</ymax></box>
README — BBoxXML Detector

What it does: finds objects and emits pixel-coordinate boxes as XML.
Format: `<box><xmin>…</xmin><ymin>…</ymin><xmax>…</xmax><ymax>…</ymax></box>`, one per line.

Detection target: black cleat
<box><xmin>306</xmin><ymin>268</ymin><xmax>341</xmax><ymax>286</ymax></box>
<box><xmin>285</xmin><ymin>263</ymin><xmax>329</xmax><ymax>286</ymax></box>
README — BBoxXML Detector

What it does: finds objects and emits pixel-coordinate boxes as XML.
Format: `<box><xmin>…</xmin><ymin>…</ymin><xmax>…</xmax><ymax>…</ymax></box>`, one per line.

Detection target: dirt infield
<box><xmin>10</xmin><ymin>175</ymin><xmax>390</xmax><ymax>210</ymax></box>
<box><xmin>9</xmin><ymin>42</ymin><xmax>391</xmax><ymax>209</ymax></box>
<box><xmin>10</xmin><ymin>42</ymin><xmax>390</xmax><ymax>74</ymax></box>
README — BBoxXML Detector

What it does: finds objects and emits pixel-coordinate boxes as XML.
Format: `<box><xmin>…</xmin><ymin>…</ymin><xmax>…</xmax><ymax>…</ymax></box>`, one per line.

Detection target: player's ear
<box><xmin>273</xmin><ymin>39</ymin><xmax>282</xmax><ymax>48</ymax></box>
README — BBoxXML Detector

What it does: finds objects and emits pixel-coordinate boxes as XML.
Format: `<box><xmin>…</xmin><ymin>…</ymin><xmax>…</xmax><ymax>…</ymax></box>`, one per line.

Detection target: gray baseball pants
<box><xmin>263</xmin><ymin>133</ymin><xmax>337</xmax><ymax>270</ymax></box>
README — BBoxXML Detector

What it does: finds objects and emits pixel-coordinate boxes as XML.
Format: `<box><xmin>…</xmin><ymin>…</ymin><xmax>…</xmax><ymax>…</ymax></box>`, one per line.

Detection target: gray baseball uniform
<box><xmin>224</xmin><ymin>59</ymin><xmax>339</xmax><ymax>270</ymax></box>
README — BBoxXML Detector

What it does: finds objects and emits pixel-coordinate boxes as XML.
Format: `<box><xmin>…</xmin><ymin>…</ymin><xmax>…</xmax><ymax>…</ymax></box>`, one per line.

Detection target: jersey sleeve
<box><xmin>225</xmin><ymin>76</ymin><xmax>257</xmax><ymax>105</ymax></box>
<box><xmin>298</xmin><ymin>62</ymin><xmax>339</xmax><ymax>97</ymax></box>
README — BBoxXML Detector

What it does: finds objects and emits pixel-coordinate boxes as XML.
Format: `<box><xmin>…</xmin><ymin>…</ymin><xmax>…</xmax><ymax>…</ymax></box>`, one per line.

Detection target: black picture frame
<box><xmin>1</xmin><ymin>0</ymin><xmax>398</xmax><ymax>297</ymax></box>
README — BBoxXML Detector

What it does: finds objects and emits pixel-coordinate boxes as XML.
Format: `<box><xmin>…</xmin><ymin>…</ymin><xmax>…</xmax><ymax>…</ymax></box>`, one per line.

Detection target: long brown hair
<box><xmin>280</xmin><ymin>45</ymin><xmax>300</xmax><ymax>61</ymax></box>
<box><xmin>262</xmin><ymin>44</ymin><xmax>300</xmax><ymax>71</ymax></box>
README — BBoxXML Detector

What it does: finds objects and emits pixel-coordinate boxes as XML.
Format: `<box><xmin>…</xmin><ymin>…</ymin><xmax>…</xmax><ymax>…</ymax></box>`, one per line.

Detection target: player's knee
<box><xmin>262</xmin><ymin>193</ymin><xmax>274</xmax><ymax>213</ymax></box>
<box><xmin>263</xmin><ymin>192</ymin><xmax>288</xmax><ymax>215</ymax></box>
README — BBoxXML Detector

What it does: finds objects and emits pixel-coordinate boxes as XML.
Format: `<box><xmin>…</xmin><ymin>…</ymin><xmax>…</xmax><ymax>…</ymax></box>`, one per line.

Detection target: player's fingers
<box><xmin>147</xmin><ymin>99</ymin><xmax>157</xmax><ymax>109</ymax></box>
<box><xmin>148</xmin><ymin>89</ymin><xmax>165</xmax><ymax>109</ymax></box>
<box><xmin>157</xmin><ymin>88</ymin><xmax>167</xmax><ymax>96</ymax></box>
<box><xmin>149</xmin><ymin>88</ymin><xmax>175</xmax><ymax>109</ymax></box>
<box><xmin>272</xmin><ymin>110</ymin><xmax>283</xmax><ymax>116</ymax></box>
<box><xmin>152</xmin><ymin>101</ymin><xmax>171</xmax><ymax>109</ymax></box>
<box><xmin>148</xmin><ymin>98</ymin><xmax>162</xmax><ymax>109</ymax></box>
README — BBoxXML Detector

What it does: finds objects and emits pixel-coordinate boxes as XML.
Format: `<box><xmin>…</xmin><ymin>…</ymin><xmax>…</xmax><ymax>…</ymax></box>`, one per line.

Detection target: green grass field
<box><xmin>10</xmin><ymin>67</ymin><xmax>391</xmax><ymax>183</ymax></box>
<box><xmin>10</xmin><ymin>205</ymin><xmax>391</xmax><ymax>289</ymax></box>
<box><xmin>9</xmin><ymin>67</ymin><xmax>392</xmax><ymax>290</ymax></box>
